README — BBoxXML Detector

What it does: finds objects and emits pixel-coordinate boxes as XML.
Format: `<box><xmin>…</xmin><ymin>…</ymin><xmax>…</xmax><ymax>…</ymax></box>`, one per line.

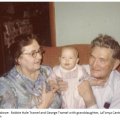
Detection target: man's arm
<box><xmin>78</xmin><ymin>80</ymin><xmax>97</xmax><ymax>108</ymax></box>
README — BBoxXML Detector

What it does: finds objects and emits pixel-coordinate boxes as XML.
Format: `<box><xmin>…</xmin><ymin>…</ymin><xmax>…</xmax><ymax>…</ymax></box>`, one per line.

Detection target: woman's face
<box><xmin>18</xmin><ymin>39</ymin><xmax>42</xmax><ymax>73</ymax></box>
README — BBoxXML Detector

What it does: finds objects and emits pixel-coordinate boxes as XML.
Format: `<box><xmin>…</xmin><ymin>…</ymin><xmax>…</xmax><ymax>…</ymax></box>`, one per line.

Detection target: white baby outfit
<box><xmin>49</xmin><ymin>64</ymin><xmax>86</xmax><ymax>109</ymax></box>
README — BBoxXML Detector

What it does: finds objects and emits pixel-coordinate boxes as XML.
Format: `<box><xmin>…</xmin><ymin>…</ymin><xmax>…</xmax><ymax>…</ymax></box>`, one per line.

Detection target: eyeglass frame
<box><xmin>21</xmin><ymin>47</ymin><xmax>45</xmax><ymax>58</ymax></box>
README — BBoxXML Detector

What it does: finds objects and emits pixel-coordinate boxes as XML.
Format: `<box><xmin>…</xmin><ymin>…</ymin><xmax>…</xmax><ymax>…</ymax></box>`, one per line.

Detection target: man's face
<box><xmin>89</xmin><ymin>46</ymin><xmax>116</xmax><ymax>81</ymax></box>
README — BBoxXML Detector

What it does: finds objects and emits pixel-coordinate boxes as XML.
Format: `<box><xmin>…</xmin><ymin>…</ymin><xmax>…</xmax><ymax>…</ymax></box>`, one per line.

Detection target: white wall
<box><xmin>54</xmin><ymin>2</ymin><xmax>120</xmax><ymax>46</ymax></box>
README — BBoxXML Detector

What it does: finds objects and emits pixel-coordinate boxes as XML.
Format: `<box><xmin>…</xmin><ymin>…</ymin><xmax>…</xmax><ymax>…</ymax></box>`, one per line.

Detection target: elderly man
<box><xmin>78</xmin><ymin>34</ymin><xmax>120</xmax><ymax>108</ymax></box>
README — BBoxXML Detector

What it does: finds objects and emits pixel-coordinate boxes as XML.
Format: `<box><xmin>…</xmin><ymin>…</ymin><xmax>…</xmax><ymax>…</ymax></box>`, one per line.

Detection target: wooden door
<box><xmin>0</xmin><ymin>2</ymin><xmax>56</xmax><ymax>75</ymax></box>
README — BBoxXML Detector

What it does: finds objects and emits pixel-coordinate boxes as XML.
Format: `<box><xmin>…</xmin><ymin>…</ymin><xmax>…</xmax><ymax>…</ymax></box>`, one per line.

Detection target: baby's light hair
<box><xmin>61</xmin><ymin>46</ymin><xmax>79</xmax><ymax>58</ymax></box>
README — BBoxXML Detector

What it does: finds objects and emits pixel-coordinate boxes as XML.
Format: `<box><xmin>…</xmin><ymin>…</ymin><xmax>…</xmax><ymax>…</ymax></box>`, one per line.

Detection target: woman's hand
<box><xmin>48</xmin><ymin>80</ymin><xmax>59</xmax><ymax>92</ymax></box>
<box><xmin>48</xmin><ymin>79</ymin><xmax>68</xmax><ymax>92</ymax></box>
<box><xmin>37</xmin><ymin>84</ymin><xmax>55</xmax><ymax>108</ymax></box>
<box><xmin>58</xmin><ymin>80</ymin><xmax>68</xmax><ymax>91</ymax></box>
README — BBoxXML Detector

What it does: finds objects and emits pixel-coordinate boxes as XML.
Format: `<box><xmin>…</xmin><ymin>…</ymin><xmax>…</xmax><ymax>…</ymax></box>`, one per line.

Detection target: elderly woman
<box><xmin>0</xmin><ymin>34</ymin><xmax>62</xmax><ymax>108</ymax></box>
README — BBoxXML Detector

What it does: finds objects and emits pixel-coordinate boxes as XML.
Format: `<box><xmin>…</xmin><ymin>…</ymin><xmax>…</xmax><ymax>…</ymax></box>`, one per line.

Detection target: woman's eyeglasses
<box><xmin>22</xmin><ymin>48</ymin><xmax>45</xmax><ymax>58</ymax></box>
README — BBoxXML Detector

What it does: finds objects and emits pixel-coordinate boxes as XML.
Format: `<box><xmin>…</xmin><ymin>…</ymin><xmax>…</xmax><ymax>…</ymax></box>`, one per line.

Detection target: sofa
<box><xmin>42</xmin><ymin>44</ymin><xmax>120</xmax><ymax>72</ymax></box>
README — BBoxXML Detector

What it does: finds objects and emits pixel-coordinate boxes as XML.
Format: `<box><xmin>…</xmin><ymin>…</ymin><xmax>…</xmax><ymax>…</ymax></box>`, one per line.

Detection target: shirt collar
<box><xmin>60</xmin><ymin>64</ymin><xmax>78</xmax><ymax>73</ymax></box>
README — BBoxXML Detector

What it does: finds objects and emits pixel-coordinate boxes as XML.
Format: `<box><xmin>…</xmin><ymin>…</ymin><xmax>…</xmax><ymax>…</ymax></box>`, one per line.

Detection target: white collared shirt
<box><xmin>83</xmin><ymin>65</ymin><xmax>120</xmax><ymax>109</ymax></box>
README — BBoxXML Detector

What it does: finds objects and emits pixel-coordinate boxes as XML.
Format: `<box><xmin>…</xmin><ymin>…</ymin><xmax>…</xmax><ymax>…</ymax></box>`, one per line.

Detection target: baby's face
<box><xmin>59</xmin><ymin>48</ymin><xmax>79</xmax><ymax>70</ymax></box>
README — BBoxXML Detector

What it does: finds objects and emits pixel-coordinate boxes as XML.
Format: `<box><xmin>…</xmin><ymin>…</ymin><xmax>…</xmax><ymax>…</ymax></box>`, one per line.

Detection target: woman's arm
<box><xmin>0</xmin><ymin>77</ymin><xmax>17</xmax><ymax>108</ymax></box>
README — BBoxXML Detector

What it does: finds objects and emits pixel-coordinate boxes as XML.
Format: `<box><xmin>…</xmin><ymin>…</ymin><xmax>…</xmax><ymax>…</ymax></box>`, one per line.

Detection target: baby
<box><xmin>48</xmin><ymin>46</ymin><xmax>87</xmax><ymax>108</ymax></box>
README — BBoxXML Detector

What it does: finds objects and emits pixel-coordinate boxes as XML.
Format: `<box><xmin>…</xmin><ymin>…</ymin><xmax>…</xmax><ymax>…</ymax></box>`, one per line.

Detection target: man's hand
<box><xmin>78</xmin><ymin>80</ymin><xmax>96</xmax><ymax>108</ymax></box>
